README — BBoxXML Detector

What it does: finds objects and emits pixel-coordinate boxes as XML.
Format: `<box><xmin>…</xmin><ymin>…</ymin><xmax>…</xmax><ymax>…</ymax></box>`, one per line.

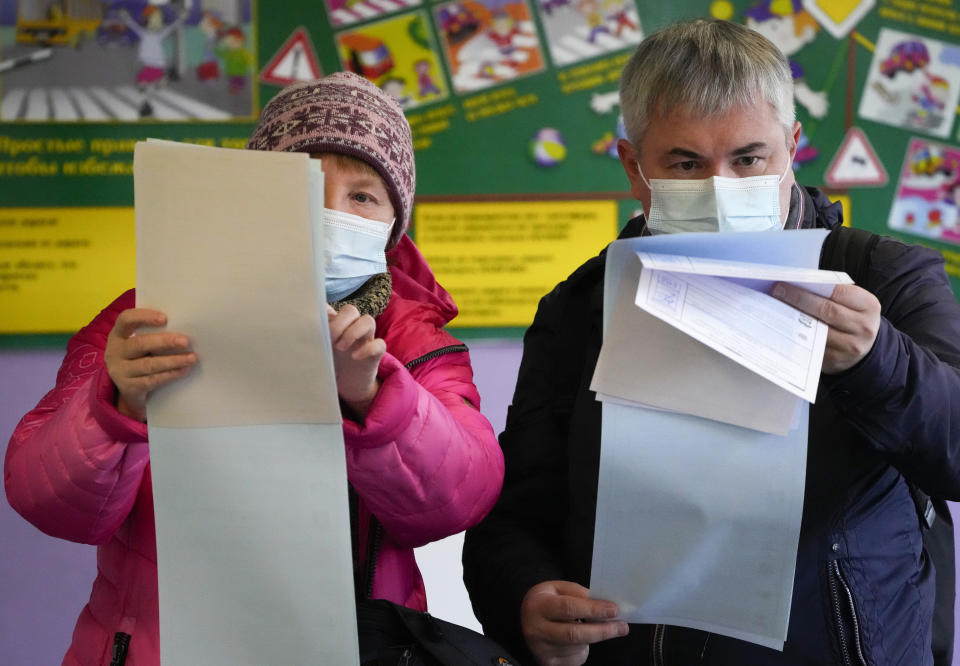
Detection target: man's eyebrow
<box><xmin>665</xmin><ymin>147</ymin><xmax>701</xmax><ymax>159</ymax></box>
<box><xmin>731</xmin><ymin>142</ymin><xmax>767</xmax><ymax>156</ymax></box>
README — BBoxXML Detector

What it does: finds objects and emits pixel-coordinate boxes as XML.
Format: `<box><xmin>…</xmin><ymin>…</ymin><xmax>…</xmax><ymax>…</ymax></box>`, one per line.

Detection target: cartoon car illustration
<box><xmin>910</xmin><ymin>146</ymin><xmax>955</xmax><ymax>177</ymax></box>
<box><xmin>340</xmin><ymin>33</ymin><xmax>395</xmax><ymax>80</ymax></box>
<box><xmin>880</xmin><ymin>40</ymin><xmax>930</xmax><ymax>78</ymax></box>
<box><xmin>15</xmin><ymin>0</ymin><xmax>102</xmax><ymax>47</ymax></box>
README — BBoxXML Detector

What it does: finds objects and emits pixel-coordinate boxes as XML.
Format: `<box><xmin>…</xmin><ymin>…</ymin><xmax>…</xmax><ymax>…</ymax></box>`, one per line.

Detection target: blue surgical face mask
<box><xmin>317</xmin><ymin>208</ymin><xmax>393</xmax><ymax>302</ymax></box>
<box><xmin>639</xmin><ymin>160</ymin><xmax>791</xmax><ymax>234</ymax></box>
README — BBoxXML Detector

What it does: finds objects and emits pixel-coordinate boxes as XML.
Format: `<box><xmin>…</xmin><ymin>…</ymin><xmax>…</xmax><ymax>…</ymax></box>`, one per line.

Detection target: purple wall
<box><xmin>1</xmin><ymin>349</ymin><xmax>95</xmax><ymax>666</ymax></box>
<box><xmin>2</xmin><ymin>343</ymin><xmax>959</xmax><ymax>664</ymax></box>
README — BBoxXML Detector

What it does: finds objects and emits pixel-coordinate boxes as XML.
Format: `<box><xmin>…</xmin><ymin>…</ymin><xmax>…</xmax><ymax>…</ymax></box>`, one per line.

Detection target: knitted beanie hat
<box><xmin>246</xmin><ymin>72</ymin><xmax>415</xmax><ymax>248</ymax></box>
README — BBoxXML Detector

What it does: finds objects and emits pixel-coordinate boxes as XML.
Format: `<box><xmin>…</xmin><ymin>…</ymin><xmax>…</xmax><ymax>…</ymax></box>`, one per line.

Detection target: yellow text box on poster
<box><xmin>415</xmin><ymin>200</ymin><xmax>619</xmax><ymax>327</ymax></box>
<box><xmin>0</xmin><ymin>207</ymin><xmax>135</xmax><ymax>334</ymax></box>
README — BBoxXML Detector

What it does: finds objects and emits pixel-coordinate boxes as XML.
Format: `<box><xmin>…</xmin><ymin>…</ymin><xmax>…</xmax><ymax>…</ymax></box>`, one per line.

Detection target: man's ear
<box><xmin>617</xmin><ymin>138</ymin><xmax>647</xmax><ymax>202</ymax></box>
<box><xmin>788</xmin><ymin>121</ymin><xmax>802</xmax><ymax>162</ymax></box>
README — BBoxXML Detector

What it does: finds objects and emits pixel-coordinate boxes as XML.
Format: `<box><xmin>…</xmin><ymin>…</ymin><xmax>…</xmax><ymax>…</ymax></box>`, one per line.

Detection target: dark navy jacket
<box><xmin>463</xmin><ymin>187</ymin><xmax>960</xmax><ymax>665</ymax></box>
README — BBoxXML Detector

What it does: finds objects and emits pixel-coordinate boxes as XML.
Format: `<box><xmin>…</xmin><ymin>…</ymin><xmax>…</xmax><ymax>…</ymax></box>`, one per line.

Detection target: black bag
<box><xmin>357</xmin><ymin>599</ymin><xmax>523</xmax><ymax>666</ymax></box>
<box><xmin>821</xmin><ymin>226</ymin><xmax>955</xmax><ymax>666</ymax></box>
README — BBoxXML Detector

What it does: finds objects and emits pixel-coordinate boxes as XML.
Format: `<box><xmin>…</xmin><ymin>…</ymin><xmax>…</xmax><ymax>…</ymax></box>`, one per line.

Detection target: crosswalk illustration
<box><xmin>547</xmin><ymin>11</ymin><xmax>642</xmax><ymax>66</ymax></box>
<box><xmin>1</xmin><ymin>86</ymin><xmax>233</xmax><ymax>121</ymax></box>
<box><xmin>328</xmin><ymin>0</ymin><xmax>421</xmax><ymax>27</ymax></box>
<box><xmin>451</xmin><ymin>21</ymin><xmax>542</xmax><ymax>92</ymax></box>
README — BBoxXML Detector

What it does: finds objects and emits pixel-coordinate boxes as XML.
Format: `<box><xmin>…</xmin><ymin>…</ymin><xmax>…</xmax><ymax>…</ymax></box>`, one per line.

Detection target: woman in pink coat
<box><xmin>4</xmin><ymin>72</ymin><xmax>504</xmax><ymax>666</ymax></box>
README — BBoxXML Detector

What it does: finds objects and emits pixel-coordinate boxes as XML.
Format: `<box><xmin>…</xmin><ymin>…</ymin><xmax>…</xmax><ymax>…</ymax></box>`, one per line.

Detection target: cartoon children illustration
<box><xmin>487</xmin><ymin>11</ymin><xmax>522</xmax><ymax>60</ymax></box>
<box><xmin>216</xmin><ymin>27</ymin><xmax>254</xmax><ymax>94</ymax></box>
<box><xmin>196</xmin><ymin>11</ymin><xmax>223</xmax><ymax>83</ymax></box>
<box><xmin>603</xmin><ymin>0</ymin><xmax>636</xmax><ymax>38</ymax></box>
<box><xmin>577</xmin><ymin>0</ymin><xmax>609</xmax><ymax>44</ymax></box>
<box><xmin>414</xmin><ymin>59</ymin><xmax>441</xmax><ymax>97</ymax></box>
<box><xmin>121</xmin><ymin>5</ymin><xmax>187</xmax><ymax>117</ymax></box>
<box><xmin>380</xmin><ymin>77</ymin><xmax>412</xmax><ymax>107</ymax></box>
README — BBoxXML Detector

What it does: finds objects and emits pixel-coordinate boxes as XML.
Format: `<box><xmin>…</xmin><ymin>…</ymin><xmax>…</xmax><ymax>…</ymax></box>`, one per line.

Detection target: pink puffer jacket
<box><xmin>4</xmin><ymin>236</ymin><xmax>504</xmax><ymax>666</ymax></box>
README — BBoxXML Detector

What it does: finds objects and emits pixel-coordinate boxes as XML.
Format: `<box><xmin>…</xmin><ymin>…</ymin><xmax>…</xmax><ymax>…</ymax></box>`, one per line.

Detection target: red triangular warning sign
<box><xmin>824</xmin><ymin>127</ymin><xmax>888</xmax><ymax>189</ymax></box>
<box><xmin>260</xmin><ymin>27</ymin><xmax>322</xmax><ymax>87</ymax></box>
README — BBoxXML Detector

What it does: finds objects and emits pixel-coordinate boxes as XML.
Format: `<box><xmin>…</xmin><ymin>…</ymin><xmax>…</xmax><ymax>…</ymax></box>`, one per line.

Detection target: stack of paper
<box><xmin>588</xmin><ymin>230</ymin><xmax>847</xmax><ymax>650</ymax></box>
<box><xmin>135</xmin><ymin>140</ymin><xmax>359</xmax><ymax>665</ymax></box>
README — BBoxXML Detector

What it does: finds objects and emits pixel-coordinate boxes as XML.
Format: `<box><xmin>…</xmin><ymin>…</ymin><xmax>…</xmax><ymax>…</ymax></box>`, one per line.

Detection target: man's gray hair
<box><xmin>619</xmin><ymin>18</ymin><xmax>795</xmax><ymax>146</ymax></box>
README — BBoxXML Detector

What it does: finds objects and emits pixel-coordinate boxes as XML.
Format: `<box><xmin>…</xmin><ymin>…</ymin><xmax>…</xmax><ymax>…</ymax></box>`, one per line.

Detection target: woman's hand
<box><xmin>104</xmin><ymin>308</ymin><xmax>196</xmax><ymax>422</ymax></box>
<box><xmin>328</xmin><ymin>304</ymin><xmax>386</xmax><ymax>419</ymax></box>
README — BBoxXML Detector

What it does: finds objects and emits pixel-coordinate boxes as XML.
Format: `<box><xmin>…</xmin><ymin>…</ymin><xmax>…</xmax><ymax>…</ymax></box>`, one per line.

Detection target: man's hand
<box><xmin>772</xmin><ymin>282</ymin><xmax>881</xmax><ymax>374</ymax></box>
<box><xmin>521</xmin><ymin>580</ymin><xmax>629</xmax><ymax>666</ymax></box>
<box><xmin>327</xmin><ymin>305</ymin><xmax>386</xmax><ymax>419</ymax></box>
<box><xmin>104</xmin><ymin>308</ymin><xmax>196</xmax><ymax>422</ymax></box>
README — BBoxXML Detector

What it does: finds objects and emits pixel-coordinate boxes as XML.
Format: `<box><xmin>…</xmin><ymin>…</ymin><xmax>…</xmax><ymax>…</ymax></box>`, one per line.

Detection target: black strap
<box><xmin>818</xmin><ymin>226</ymin><xmax>880</xmax><ymax>280</ymax></box>
<box><xmin>820</xmin><ymin>226</ymin><xmax>940</xmax><ymax>531</ymax></box>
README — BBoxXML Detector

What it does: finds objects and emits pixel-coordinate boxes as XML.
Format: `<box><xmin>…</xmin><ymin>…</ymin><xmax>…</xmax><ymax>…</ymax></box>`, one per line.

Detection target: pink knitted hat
<box><xmin>246</xmin><ymin>72</ymin><xmax>415</xmax><ymax>248</ymax></box>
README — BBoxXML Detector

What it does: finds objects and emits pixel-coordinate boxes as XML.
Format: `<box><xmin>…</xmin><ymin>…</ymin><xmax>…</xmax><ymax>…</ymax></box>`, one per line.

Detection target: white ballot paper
<box><xmin>135</xmin><ymin>141</ymin><xmax>359</xmax><ymax>665</ymax></box>
<box><xmin>634</xmin><ymin>252</ymin><xmax>851</xmax><ymax>404</ymax></box>
<box><xmin>588</xmin><ymin>230</ymin><xmax>833</xmax><ymax>651</ymax></box>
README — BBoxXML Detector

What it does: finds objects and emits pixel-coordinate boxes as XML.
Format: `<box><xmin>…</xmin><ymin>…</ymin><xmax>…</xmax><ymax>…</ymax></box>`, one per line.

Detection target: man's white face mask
<box><xmin>639</xmin><ymin>160</ymin><xmax>791</xmax><ymax>234</ymax></box>
<box><xmin>317</xmin><ymin>208</ymin><xmax>393</xmax><ymax>302</ymax></box>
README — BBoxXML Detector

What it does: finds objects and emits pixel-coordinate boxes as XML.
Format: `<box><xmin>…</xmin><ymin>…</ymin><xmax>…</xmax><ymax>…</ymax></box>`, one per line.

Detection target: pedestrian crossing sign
<box><xmin>260</xmin><ymin>27</ymin><xmax>323</xmax><ymax>87</ymax></box>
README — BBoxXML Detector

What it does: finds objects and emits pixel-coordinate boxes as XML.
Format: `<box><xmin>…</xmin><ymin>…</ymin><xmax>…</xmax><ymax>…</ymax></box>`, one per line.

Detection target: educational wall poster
<box><xmin>335</xmin><ymin>10</ymin><xmax>449</xmax><ymax>108</ymax></box>
<box><xmin>1</xmin><ymin>0</ymin><xmax>256</xmax><ymax>122</ymax></box>
<box><xmin>433</xmin><ymin>0</ymin><xmax>545</xmax><ymax>93</ymax></box>
<box><xmin>534</xmin><ymin>0</ymin><xmax>643</xmax><ymax>67</ymax></box>
<box><xmin>6</xmin><ymin>1</ymin><xmax>960</xmax><ymax>339</ymax></box>
<box><xmin>858</xmin><ymin>27</ymin><xmax>960</xmax><ymax>139</ymax></box>
<box><xmin>325</xmin><ymin>0</ymin><xmax>421</xmax><ymax>29</ymax></box>
<box><xmin>887</xmin><ymin>137</ymin><xmax>960</xmax><ymax>245</ymax></box>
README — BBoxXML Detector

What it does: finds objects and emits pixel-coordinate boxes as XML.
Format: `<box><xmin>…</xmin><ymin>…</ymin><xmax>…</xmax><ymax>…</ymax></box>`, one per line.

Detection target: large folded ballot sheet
<box><xmin>135</xmin><ymin>140</ymin><xmax>358</xmax><ymax>666</ymax></box>
<box><xmin>588</xmin><ymin>230</ymin><xmax>840</xmax><ymax>650</ymax></box>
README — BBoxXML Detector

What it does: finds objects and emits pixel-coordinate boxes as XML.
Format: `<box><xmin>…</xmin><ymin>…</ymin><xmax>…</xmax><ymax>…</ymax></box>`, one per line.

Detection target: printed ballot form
<box><xmin>589</xmin><ymin>230</ymin><xmax>843</xmax><ymax>650</ymax></box>
<box><xmin>134</xmin><ymin>141</ymin><xmax>359</xmax><ymax>665</ymax></box>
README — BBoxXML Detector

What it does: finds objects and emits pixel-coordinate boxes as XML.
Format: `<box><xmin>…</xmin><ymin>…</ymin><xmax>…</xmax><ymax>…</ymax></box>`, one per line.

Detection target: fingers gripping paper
<box><xmin>135</xmin><ymin>141</ymin><xmax>358</xmax><ymax>665</ymax></box>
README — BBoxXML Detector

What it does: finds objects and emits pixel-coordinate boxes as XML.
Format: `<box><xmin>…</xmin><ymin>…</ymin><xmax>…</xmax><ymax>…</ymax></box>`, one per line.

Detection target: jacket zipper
<box><xmin>652</xmin><ymin>624</ymin><xmax>665</xmax><ymax>666</ymax></box>
<box><xmin>362</xmin><ymin>516</ymin><xmax>384</xmax><ymax>600</ymax></box>
<box><xmin>403</xmin><ymin>343</ymin><xmax>470</xmax><ymax>370</ymax></box>
<box><xmin>356</xmin><ymin>343</ymin><xmax>466</xmax><ymax>600</ymax></box>
<box><xmin>403</xmin><ymin>344</ymin><xmax>469</xmax><ymax>371</ymax></box>
<box><xmin>828</xmin><ymin>560</ymin><xmax>867</xmax><ymax>666</ymax></box>
<box><xmin>109</xmin><ymin>632</ymin><xmax>130</xmax><ymax>666</ymax></box>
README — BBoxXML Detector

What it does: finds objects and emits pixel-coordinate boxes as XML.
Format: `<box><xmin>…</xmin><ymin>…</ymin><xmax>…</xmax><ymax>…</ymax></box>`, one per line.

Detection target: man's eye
<box><xmin>676</xmin><ymin>161</ymin><xmax>697</xmax><ymax>171</ymax></box>
<box><xmin>736</xmin><ymin>156</ymin><xmax>760</xmax><ymax>167</ymax></box>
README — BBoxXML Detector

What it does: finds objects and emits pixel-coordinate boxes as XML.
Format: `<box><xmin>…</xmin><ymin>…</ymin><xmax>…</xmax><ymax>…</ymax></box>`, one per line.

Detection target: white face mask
<box><xmin>639</xmin><ymin>160</ymin><xmax>791</xmax><ymax>234</ymax></box>
<box><xmin>316</xmin><ymin>208</ymin><xmax>393</xmax><ymax>302</ymax></box>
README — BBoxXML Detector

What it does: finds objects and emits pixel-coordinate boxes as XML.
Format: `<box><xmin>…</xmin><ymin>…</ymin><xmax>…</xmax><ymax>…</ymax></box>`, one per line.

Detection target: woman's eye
<box><xmin>352</xmin><ymin>192</ymin><xmax>371</xmax><ymax>204</ymax></box>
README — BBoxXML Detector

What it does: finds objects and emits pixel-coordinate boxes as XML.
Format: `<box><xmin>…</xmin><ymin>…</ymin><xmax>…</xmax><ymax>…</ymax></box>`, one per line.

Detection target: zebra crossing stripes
<box><xmin>70</xmin><ymin>88</ymin><xmax>112</xmax><ymax>121</ymax></box>
<box><xmin>549</xmin><ymin>18</ymin><xmax>642</xmax><ymax>66</ymax></box>
<box><xmin>328</xmin><ymin>0</ymin><xmax>420</xmax><ymax>26</ymax></box>
<box><xmin>89</xmin><ymin>87</ymin><xmax>139</xmax><ymax>120</ymax></box>
<box><xmin>50</xmin><ymin>89</ymin><xmax>79</xmax><ymax>121</ymax></box>
<box><xmin>1</xmin><ymin>86</ymin><xmax>232</xmax><ymax>121</ymax></box>
<box><xmin>0</xmin><ymin>88</ymin><xmax>26</xmax><ymax>120</ymax></box>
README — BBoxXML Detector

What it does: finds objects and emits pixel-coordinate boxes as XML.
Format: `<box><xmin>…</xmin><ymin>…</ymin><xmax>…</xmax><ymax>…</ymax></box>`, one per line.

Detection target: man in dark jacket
<box><xmin>463</xmin><ymin>18</ymin><xmax>960</xmax><ymax>666</ymax></box>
